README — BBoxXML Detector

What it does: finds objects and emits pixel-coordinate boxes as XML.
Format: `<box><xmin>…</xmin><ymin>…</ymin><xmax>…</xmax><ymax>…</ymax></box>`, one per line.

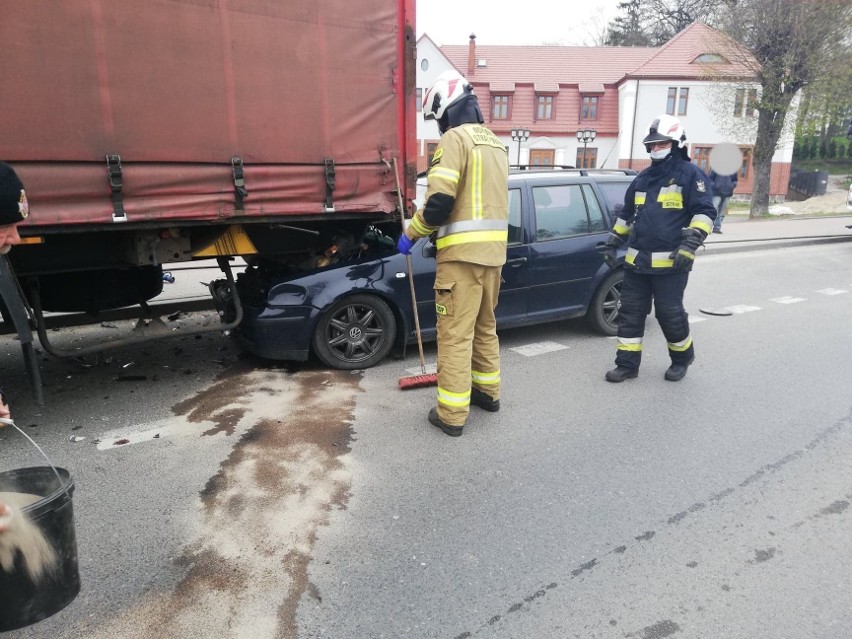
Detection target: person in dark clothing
<box><xmin>0</xmin><ymin>161</ymin><xmax>30</xmax><ymax>531</ymax></box>
<box><xmin>708</xmin><ymin>168</ymin><xmax>738</xmax><ymax>234</ymax></box>
<box><xmin>601</xmin><ymin>115</ymin><xmax>716</xmax><ymax>383</ymax></box>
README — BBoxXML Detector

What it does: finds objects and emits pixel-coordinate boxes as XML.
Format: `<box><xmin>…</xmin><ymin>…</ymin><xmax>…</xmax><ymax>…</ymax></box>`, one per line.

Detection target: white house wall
<box><xmin>621</xmin><ymin>80</ymin><xmax>793</xmax><ymax>164</ymax></box>
<box><xmin>416</xmin><ymin>38</ymin><xmax>451</xmax><ymax>144</ymax></box>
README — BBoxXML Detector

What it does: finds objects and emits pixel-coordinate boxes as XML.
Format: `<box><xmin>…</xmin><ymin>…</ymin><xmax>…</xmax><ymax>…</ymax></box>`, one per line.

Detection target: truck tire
<box><xmin>312</xmin><ymin>294</ymin><xmax>396</xmax><ymax>370</ymax></box>
<box><xmin>585</xmin><ymin>269</ymin><xmax>623</xmax><ymax>336</ymax></box>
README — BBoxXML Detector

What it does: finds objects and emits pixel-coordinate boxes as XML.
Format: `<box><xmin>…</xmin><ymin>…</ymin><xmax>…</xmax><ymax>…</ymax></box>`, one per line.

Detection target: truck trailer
<box><xmin>0</xmin><ymin>0</ymin><xmax>417</xmax><ymax>401</ymax></box>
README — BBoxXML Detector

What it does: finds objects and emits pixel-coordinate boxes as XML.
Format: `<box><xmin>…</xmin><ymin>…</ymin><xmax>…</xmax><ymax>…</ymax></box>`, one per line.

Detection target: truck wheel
<box><xmin>312</xmin><ymin>294</ymin><xmax>396</xmax><ymax>370</ymax></box>
<box><xmin>586</xmin><ymin>269</ymin><xmax>623</xmax><ymax>336</ymax></box>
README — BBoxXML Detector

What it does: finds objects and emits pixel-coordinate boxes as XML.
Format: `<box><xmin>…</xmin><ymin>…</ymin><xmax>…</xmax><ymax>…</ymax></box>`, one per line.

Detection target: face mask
<box><xmin>649</xmin><ymin>148</ymin><xmax>671</xmax><ymax>161</ymax></box>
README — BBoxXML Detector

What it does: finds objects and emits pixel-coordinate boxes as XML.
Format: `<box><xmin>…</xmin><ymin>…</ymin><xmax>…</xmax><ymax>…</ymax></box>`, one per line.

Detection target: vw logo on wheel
<box><xmin>349</xmin><ymin>327</ymin><xmax>363</xmax><ymax>340</ymax></box>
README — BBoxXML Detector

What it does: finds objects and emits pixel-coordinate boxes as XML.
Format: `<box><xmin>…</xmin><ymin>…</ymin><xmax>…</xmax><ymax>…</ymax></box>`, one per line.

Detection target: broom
<box><xmin>398</xmin><ymin>250</ymin><xmax>438</xmax><ymax>390</ymax></box>
<box><xmin>387</xmin><ymin>158</ymin><xmax>438</xmax><ymax>391</ymax></box>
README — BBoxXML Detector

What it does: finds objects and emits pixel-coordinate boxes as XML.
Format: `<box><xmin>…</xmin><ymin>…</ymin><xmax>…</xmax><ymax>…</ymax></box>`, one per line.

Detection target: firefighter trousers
<box><xmin>614</xmin><ymin>269</ymin><xmax>693</xmax><ymax>370</ymax></box>
<box><xmin>434</xmin><ymin>260</ymin><xmax>502</xmax><ymax>426</ymax></box>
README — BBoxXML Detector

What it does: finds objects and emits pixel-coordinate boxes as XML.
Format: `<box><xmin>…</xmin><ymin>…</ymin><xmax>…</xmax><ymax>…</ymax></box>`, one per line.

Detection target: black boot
<box><xmin>428</xmin><ymin>408</ymin><xmax>464</xmax><ymax>437</ymax></box>
<box><xmin>664</xmin><ymin>356</ymin><xmax>694</xmax><ymax>381</ymax></box>
<box><xmin>605</xmin><ymin>366</ymin><xmax>638</xmax><ymax>383</ymax></box>
<box><xmin>471</xmin><ymin>387</ymin><xmax>500</xmax><ymax>412</ymax></box>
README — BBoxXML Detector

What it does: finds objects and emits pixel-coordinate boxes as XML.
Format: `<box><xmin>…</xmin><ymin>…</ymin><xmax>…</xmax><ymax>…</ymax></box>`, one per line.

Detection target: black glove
<box><xmin>669</xmin><ymin>228</ymin><xmax>705</xmax><ymax>269</ymax></box>
<box><xmin>597</xmin><ymin>233</ymin><xmax>624</xmax><ymax>269</ymax></box>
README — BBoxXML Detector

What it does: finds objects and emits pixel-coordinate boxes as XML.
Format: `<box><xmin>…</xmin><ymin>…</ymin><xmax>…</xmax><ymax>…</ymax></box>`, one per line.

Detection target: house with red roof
<box><xmin>417</xmin><ymin>22</ymin><xmax>795</xmax><ymax>199</ymax></box>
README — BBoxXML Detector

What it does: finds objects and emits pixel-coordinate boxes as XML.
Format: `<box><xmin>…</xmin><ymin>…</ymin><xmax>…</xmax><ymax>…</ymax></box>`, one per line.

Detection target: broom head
<box><xmin>399</xmin><ymin>372</ymin><xmax>438</xmax><ymax>390</ymax></box>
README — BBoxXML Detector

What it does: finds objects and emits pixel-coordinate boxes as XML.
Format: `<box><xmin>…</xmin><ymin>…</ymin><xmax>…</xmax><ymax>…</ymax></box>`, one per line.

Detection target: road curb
<box><xmin>702</xmin><ymin>235</ymin><xmax>852</xmax><ymax>256</ymax></box>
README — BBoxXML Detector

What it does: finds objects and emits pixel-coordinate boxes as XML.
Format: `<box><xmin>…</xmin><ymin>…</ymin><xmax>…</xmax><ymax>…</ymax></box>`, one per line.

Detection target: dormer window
<box><xmin>536</xmin><ymin>95</ymin><xmax>553</xmax><ymax>120</ymax></box>
<box><xmin>582</xmin><ymin>96</ymin><xmax>598</xmax><ymax>120</ymax></box>
<box><xmin>694</xmin><ymin>53</ymin><xmax>728</xmax><ymax>63</ymax></box>
<box><xmin>492</xmin><ymin>95</ymin><xmax>510</xmax><ymax>119</ymax></box>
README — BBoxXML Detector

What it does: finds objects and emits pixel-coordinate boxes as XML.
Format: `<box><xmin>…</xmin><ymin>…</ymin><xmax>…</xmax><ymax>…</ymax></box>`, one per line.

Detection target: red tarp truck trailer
<box><xmin>0</xmin><ymin>0</ymin><xmax>416</xmax><ymax>399</ymax></box>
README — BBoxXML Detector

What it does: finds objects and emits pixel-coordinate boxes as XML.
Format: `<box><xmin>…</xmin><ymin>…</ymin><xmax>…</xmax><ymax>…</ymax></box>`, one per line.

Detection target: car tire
<box><xmin>586</xmin><ymin>269</ymin><xmax>623</xmax><ymax>336</ymax></box>
<box><xmin>312</xmin><ymin>294</ymin><xmax>397</xmax><ymax>370</ymax></box>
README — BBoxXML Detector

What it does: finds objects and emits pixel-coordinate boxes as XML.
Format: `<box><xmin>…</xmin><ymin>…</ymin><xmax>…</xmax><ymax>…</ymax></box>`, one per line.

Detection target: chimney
<box><xmin>468</xmin><ymin>33</ymin><xmax>476</xmax><ymax>76</ymax></box>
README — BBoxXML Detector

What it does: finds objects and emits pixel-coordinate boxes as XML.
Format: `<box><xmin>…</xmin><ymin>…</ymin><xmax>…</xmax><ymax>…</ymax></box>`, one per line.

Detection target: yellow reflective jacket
<box><xmin>408</xmin><ymin>123</ymin><xmax>509</xmax><ymax>266</ymax></box>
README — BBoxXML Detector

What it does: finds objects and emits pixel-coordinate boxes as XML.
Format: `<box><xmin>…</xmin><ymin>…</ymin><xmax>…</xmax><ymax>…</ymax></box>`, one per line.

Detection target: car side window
<box><xmin>596</xmin><ymin>181</ymin><xmax>631</xmax><ymax>218</ymax></box>
<box><xmin>581</xmin><ymin>184</ymin><xmax>608</xmax><ymax>232</ymax></box>
<box><xmin>508</xmin><ymin>188</ymin><xmax>523</xmax><ymax>245</ymax></box>
<box><xmin>532</xmin><ymin>184</ymin><xmax>591</xmax><ymax>240</ymax></box>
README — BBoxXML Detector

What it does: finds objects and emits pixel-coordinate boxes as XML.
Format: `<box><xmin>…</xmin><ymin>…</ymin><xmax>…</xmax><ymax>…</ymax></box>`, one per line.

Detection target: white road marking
<box><xmin>511</xmin><ymin>341</ymin><xmax>569</xmax><ymax>357</ymax></box>
<box><xmin>770</xmin><ymin>296</ymin><xmax>807</xmax><ymax>304</ymax></box>
<box><xmin>726</xmin><ymin>304</ymin><xmax>762</xmax><ymax>314</ymax></box>
<box><xmin>815</xmin><ymin>288</ymin><xmax>848</xmax><ymax>296</ymax></box>
<box><xmin>688</xmin><ymin>316</ymin><xmax>707</xmax><ymax>323</ymax></box>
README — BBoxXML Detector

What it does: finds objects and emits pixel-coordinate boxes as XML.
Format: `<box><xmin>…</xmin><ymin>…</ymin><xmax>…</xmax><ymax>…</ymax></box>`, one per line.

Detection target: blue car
<box><xmin>213</xmin><ymin>170</ymin><xmax>634</xmax><ymax>370</ymax></box>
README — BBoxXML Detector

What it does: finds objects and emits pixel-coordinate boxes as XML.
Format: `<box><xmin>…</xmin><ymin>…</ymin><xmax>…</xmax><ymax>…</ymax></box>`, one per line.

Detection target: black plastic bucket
<box><xmin>0</xmin><ymin>466</ymin><xmax>80</xmax><ymax>632</ymax></box>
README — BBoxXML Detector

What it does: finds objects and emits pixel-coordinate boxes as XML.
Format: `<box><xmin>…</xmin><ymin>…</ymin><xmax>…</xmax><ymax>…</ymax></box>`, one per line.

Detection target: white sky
<box><xmin>416</xmin><ymin>0</ymin><xmax>624</xmax><ymax>47</ymax></box>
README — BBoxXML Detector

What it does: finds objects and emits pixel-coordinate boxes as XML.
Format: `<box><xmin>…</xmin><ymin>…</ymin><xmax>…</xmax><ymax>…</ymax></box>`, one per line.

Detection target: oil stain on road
<box><xmin>85</xmin><ymin>366</ymin><xmax>361</xmax><ymax>639</ymax></box>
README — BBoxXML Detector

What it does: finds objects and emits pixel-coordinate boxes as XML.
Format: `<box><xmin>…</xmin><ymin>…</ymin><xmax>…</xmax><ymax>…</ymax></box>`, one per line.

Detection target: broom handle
<box><xmin>386</xmin><ymin>158</ymin><xmax>428</xmax><ymax>376</ymax></box>
<box><xmin>405</xmin><ymin>253</ymin><xmax>428</xmax><ymax>375</ymax></box>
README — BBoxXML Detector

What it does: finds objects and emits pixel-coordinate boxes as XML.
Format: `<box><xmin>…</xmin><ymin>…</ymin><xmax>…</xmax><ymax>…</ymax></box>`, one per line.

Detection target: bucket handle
<box><xmin>0</xmin><ymin>418</ymin><xmax>73</xmax><ymax>502</ymax></box>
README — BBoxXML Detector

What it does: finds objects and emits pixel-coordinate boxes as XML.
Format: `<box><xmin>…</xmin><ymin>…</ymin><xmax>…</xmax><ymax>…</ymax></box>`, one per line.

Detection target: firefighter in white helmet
<box><xmin>397</xmin><ymin>70</ymin><xmax>509</xmax><ymax>436</ymax></box>
<box><xmin>600</xmin><ymin>114</ymin><xmax>716</xmax><ymax>383</ymax></box>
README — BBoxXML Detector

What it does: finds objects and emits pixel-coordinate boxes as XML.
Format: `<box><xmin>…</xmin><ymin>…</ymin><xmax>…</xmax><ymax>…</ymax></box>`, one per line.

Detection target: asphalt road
<box><xmin>1</xmin><ymin>239</ymin><xmax>851</xmax><ymax>639</ymax></box>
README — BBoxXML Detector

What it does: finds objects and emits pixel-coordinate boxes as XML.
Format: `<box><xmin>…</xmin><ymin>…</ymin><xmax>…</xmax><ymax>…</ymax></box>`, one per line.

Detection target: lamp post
<box><xmin>576</xmin><ymin>128</ymin><xmax>597</xmax><ymax>168</ymax></box>
<box><xmin>510</xmin><ymin>128</ymin><xmax>531</xmax><ymax>167</ymax></box>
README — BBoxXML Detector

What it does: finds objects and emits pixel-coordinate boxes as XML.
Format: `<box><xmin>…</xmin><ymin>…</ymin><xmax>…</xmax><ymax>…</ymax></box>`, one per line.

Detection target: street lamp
<box><xmin>576</xmin><ymin>129</ymin><xmax>597</xmax><ymax>168</ymax></box>
<box><xmin>510</xmin><ymin>128</ymin><xmax>531</xmax><ymax>166</ymax></box>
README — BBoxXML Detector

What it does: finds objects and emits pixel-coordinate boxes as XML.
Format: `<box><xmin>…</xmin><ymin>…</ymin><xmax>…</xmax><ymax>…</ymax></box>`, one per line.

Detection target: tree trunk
<box><xmin>750</xmin><ymin>99</ymin><xmax>791</xmax><ymax>217</ymax></box>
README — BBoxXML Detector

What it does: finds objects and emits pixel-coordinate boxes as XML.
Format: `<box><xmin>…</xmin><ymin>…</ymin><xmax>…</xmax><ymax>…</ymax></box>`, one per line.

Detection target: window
<box><xmin>427</xmin><ymin>142</ymin><xmax>438</xmax><ymax>165</ymax></box>
<box><xmin>581</xmin><ymin>96</ymin><xmax>598</xmax><ymax>120</ymax></box>
<box><xmin>416</xmin><ymin>88</ymin><xmax>422</xmax><ymax>112</ymax></box>
<box><xmin>536</xmin><ymin>95</ymin><xmax>553</xmax><ymax>120</ymax></box>
<box><xmin>734</xmin><ymin>88</ymin><xmax>759</xmax><ymax>117</ymax></box>
<box><xmin>667</xmin><ymin>87</ymin><xmax>689</xmax><ymax>115</ymax></box>
<box><xmin>739</xmin><ymin>147</ymin><xmax>751</xmax><ymax>179</ymax></box>
<box><xmin>508</xmin><ymin>188</ymin><xmax>523</xmax><ymax>245</ymax></box>
<box><xmin>678</xmin><ymin>88</ymin><xmax>689</xmax><ymax>116</ymax></box>
<box><xmin>596</xmin><ymin>182</ymin><xmax>630</xmax><ymax>217</ymax></box>
<box><xmin>692</xmin><ymin>146</ymin><xmax>711</xmax><ymax>173</ymax></box>
<box><xmin>575</xmin><ymin>147</ymin><xmax>598</xmax><ymax>169</ymax></box>
<box><xmin>532</xmin><ymin>184</ymin><xmax>594</xmax><ymax>240</ymax></box>
<box><xmin>492</xmin><ymin>95</ymin><xmax>509</xmax><ymax>119</ymax></box>
<box><xmin>529</xmin><ymin>149</ymin><xmax>555</xmax><ymax>167</ymax></box>
<box><xmin>581</xmin><ymin>184</ymin><xmax>608</xmax><ymax>232</ymax></box>
<box><xmin>666</xmin><ymin>88</ymin><xmax>677</xmax><ymax>116</ymax></box>
<box><xmin>694</xmin><ymin>53</ymin><xmax>727</xmax><ymax>63</ymax></box>
<box><xmin>420</xmin><ymin>58</ymin><xmax>429</xmax><ymax>72</ymax></box>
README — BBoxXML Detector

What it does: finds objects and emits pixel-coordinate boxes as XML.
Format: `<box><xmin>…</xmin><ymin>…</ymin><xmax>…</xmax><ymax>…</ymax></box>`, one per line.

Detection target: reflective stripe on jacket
<box><xmin>612</xmin><ymin>153</ymin><xmax>716</xmax><ymax>273</ymax></box>
<box><xmin>411</xmin><ymin>123</ymin><xmax>509</xmax><ymax>266</ymax></box>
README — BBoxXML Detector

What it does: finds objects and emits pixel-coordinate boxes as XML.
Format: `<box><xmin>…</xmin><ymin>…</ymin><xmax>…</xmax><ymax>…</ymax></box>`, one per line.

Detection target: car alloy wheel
<box><xmin>312</xmin><ymin>294</ymin><xmax>396</xmax><ymax>369</ymax></box>
<box><xmin>586</xmin><ymin>269</ymin><xmax>623</xmax><ymax>336</ymax></box>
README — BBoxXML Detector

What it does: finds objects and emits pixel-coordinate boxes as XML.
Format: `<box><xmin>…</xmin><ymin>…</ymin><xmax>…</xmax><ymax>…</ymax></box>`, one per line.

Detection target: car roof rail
<box><xmin>509</xmin><ymin>165</ymin><xmax>637</xmax><ymax>176</ymax></box>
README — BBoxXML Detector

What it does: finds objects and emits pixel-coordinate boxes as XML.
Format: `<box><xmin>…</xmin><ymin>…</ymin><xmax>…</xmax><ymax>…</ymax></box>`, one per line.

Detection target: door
<box><xmin>526</xmin><ymin>182</ymin><xmax>608</xmax><ymax>319</ymax></box>
<box><xmin>529</xmin><ymin>149</ymin><xmax>555</xmax><ymax>167</ymax></box>
<box><xmin>496</xmin><ymin>187</ymin><xmax>528</xmax><ymax>323</ymax></box>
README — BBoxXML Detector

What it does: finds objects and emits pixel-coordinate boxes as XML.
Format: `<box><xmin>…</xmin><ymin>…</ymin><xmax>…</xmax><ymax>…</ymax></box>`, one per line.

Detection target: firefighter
<box><xmin>601</xmin><ymin>114</ymin><xmax>716</xmax><ymax>383</ymax></box>
<box><xmin>397</xmin><ymin>70</ymin><xmax>509</xmax><ymax>436</ymax></box>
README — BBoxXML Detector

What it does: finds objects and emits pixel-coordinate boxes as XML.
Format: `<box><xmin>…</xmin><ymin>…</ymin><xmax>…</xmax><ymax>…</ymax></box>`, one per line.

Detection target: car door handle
<box><xmin>506</xmin><ymin>257</ymin><xmax>527</xmax><ymax>267</ymax></box>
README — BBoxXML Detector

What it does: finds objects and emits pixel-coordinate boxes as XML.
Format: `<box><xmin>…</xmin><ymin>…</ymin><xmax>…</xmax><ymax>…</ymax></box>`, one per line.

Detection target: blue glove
<box><xmin>397</xmin><ymin>233</ymin><xmax>415</xmax><ymax>255</ymax></box>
